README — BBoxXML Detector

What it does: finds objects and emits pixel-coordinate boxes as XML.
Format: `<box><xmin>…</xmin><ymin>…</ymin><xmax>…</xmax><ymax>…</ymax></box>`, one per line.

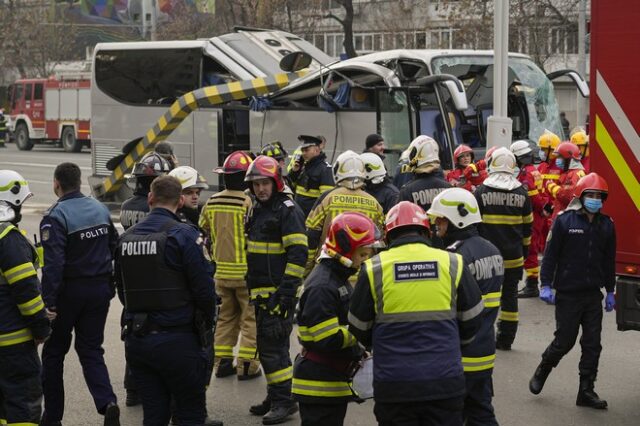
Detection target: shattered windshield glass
<box><xmin>431</xmin><ymin>55</ymin><xmax>564</xmax><ymax>144</ymax></box>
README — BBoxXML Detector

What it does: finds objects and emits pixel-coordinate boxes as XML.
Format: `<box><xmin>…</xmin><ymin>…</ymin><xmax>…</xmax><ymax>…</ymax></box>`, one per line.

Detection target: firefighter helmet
<box><xmin>510</xmin><ymin>140</ymin><xmax>533</xmax><ymax>157</ymax></box>
<box><xmin>385</xmin><ymin>201</ymin><xmax>430</xmax><ymax>234</ymax></box>
<box><xmin>169</xmin><ymin>166</ymin><xmax>208</xmax><ymax>190</ymax></box>
<box><xmin>132</xmin><ymin>152</ymin><xmax>172</xmax><ymax>177</ymax></box>
<box><xmin>454</xmin><ymin>144</ymin><xmax>474</xmax><ymax>161</ymax></box>
<box><xmin>0</xmin><ymin>170</ymin><xmax>32</xmax><ymax>222</ymax></box>
<box><xmin>538</xmin><ymin>131</ymin><xmax>561</xmax><ymax>149</ymax></box>
<box><xmin>409</xmin><ymin>135</ymin><xmax>440</xmax><ymax>168</ymax></box>
<box><xmin>360</xmin><ymin>152</ymin><xmax>387</xmax><ymax>184</ymax></box>
<box><xmin>333</xmin><ymin>150</ymin><xmax>366</xmax><ymax>188</ymax></box>
<box><xmin>570</xmin><ymin>130</ymin><xmax>588</xmax><ymax>146</ymax></box>
<box><xmin>574</xmin><ymin>173</ymin><xmax>608</xmax><ymax>199</ymax></box>
<box><xmin>487</xmin><ymin>147</ymin><xmax>517</xmax><ymax>174</ymax></box>
<box><xmin>245</xmin><ymin>155</ymin><xmax>285</xmax><ymax>192</ymax></box>
<box><xmin>324</xmin><ymin>212</ymin><xmax>381</xmax><ymax>263</ymax></box>
<box><xmin>554</xmin><ymin>142</ymin><xmax>581</xmax><ymax>160</ymax></box>
<box><xmin>214</xmin><ymin>151</ymin><xmax>253</xmax><ymax>174</ymax></box>
<box><xmin>260</xmin><ymin>141</ymin><xmax>288</xmax><ymax>162</ymax></box>
<box><xmin>485</xmin><ymin>146</ymin><xmax>499</xmax><ymax>160</ymax></box>
<box><xmin>427</xmin><ymin>188</ymin><xmax>482</xmax><ymax>229</ymax></box>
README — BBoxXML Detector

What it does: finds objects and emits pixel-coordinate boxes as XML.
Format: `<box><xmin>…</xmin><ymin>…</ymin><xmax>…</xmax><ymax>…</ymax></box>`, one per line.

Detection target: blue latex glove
<box><xmin>539</xmin><ymin>286</ymin><xmax>555</xmax><ymax>305</ymax></box>
<box><xmin>605</xmin><ymin>292</ymin><xmax>616</xmax><ymax>312</ymax></box>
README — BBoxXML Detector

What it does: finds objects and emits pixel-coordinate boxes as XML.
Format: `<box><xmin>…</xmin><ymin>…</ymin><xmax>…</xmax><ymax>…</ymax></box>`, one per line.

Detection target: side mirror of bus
<box><xmin>280</xmin><ymin>52</ymin><xmax>312</xmax><ymax>72</ymax></box>
<box><xmin>416</xmin><ymin>74</ymin><xmax>468</xmax><ymax>111</ymax></box>
<box><xmin>546</xmin><ymin>69</ymin><xmax>590</xmax><ymax>98</ymax></box>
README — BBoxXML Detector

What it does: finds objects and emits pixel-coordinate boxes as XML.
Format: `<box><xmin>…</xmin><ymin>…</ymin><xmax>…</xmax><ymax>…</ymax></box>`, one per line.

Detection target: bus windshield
<box><xmin>431</xmin><ymin>55</ymin><xmax>564</xmax><ymax>146</ymax></box>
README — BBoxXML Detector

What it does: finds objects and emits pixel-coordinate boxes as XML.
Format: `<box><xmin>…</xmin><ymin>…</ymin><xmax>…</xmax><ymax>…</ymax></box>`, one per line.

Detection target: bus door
<box><xmin>375</xmin><ymin>87</ymin><xmax>413</xmax><ymax>175</ymax></box>
<box><xmin>217</xmin><ymin>108</ymin><xmax>250</xmax><ymax>187</ymax></box>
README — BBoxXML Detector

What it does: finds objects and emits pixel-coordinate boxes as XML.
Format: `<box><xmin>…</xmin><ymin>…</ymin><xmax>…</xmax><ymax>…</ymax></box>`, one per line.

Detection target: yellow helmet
<box><xmin>538</xmin><ymin>131</ymin><xmax>561</xmax><ymax>160</ymax></box>
<box><xmin>570</xmin><ymin>130</ymin><xmax>589</xmax><ymax>158</ymax></box>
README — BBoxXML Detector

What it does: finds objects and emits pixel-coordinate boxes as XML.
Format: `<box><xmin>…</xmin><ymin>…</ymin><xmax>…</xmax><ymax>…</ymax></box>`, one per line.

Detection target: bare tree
<box><xmin>446</xmin><ymin>0</ymin><xmax>581</xmax><ymax>71</ymax></box>
<box><xmin>324</xmin><ymin>0</ymin><xmax>356</xmax><ymax>58</ymax></box>
<box><xmin>156</xmin><ymin>3</ymin><xmax>220</xmax><ymax>40</ymax></box>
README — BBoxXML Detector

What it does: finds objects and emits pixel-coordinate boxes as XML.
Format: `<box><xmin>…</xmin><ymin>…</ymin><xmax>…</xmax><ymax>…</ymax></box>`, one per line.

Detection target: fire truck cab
<box><xmin>8</xmin><ymin>73</ymin><xmax>91</xmax><ymax>152</ymax></box>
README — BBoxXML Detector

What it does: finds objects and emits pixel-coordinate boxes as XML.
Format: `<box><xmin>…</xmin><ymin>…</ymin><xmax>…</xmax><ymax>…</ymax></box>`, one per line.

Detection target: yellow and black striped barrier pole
<box><xmin>95</xmin><ymin>70</ymin><xmax>307</xmax><ymax>198</ymax></box>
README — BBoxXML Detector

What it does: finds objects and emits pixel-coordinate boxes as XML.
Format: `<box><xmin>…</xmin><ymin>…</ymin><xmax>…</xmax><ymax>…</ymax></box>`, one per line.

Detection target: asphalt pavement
<box><xmin>4</xmin><ymin>143</ymin><xmax>640</xmax><ymax>425</ymax></box>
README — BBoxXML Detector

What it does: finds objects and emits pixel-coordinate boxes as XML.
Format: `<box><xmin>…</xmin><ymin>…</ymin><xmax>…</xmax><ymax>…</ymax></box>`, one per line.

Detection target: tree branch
<box><xmin>324</xmin><ymin>12</ymin><xmax>344</xmax><ymax>25</ymax></box>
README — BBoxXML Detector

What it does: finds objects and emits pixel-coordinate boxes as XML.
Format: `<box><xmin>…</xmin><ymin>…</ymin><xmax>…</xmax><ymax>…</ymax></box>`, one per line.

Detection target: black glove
<box><xmin>261</xmin><ymin>311</ymin><xmax>293</xmax><ymax>341</ymax></box>
<box><xmin>543</xmin><ymin>203</ymin><xmax>554</xmax><ymax>215</ymax></box>
<box><xmin>267</xmin><ymin>292</ymin><xmax>296</xmax><ymax>319</ymax></box>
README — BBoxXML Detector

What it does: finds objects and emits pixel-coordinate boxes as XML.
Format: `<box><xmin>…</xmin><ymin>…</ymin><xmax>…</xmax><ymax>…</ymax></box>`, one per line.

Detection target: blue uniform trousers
<box><xmin>41</xmin><ymin>279</ymin><xmax>116</xmax><ymax>422</ymax></box>
<box><xmin>0</xmin><ymin>342</ymin><xmax>43</xmax><ymax>425</ymax></box>
<box><xmin>125</xmin><ymin>331</ymin><xmax>207</xmax><ymax>426</ymax></box>
<box><xmin>463</xmin><ymin>374</ymin><xmax>497</xmax><ymax>426</ymax></box>
<box><xmin>374</xmin><ymin>396</ymin><xmax>464</xmax><ymax>426</ymax></box>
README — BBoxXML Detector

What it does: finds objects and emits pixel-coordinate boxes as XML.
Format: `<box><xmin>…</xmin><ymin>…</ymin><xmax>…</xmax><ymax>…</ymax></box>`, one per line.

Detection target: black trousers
<box><xmin>497</xmin><ymin>266</ymin><xmax>522</xmax><ymax>344</ymax></box>
<box><xmin>463</xmin><ymin>374</ymin><xmax>497</xmax><ymax>426</ymax></box>
<box><xmin>374</xmin><ymin>397</ymin><xmax>464</xmax><ymax>426</ymax></box>
<box><xmin>256</xmin><ymin>308</ymin><xmax>294</xmax><ymax>406</ymax></box>
<box><xmin>542</xmin><ymin>291</ymin><xmax>603</xmax><ymax>377</ymax></box>
<box><xmin>0</xmin><ymin>342</ymin><xmax>42</xmax><ymax>425</ymax></box>
<box><xmin>299</xmin><ymin>402</ymin><xmax>348</xmax><ymax>426</ymax></box>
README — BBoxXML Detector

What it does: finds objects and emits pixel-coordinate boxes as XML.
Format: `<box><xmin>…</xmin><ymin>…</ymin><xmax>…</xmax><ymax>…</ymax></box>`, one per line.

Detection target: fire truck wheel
<box><xmin>15</xmin><ymin>123</ymin><xmax>34</xmax><ymax>151</ymax></box>
<box><xmin>62</xmin><ymin>127</ymin><xmax>81</xmax><ymax>153</ymax></box>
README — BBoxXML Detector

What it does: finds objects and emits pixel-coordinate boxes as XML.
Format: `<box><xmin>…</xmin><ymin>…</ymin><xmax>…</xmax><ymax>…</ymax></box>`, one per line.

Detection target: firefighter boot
<box><xmin>249</xmin><ymin>397</ymin><xmax>271</xmax><ymax>416</ymax></box>
<box><xmin>215</xmin><ymin>358</ymin><xmax>236</xmax><ymax>378</ymax></box>
<box><xmin>576</xmin><ymin>375</ymin><xmax>608</xmax><ymax>409</ymax></box>
<box><xmin>238</xmin><ymin>361</ymin><xmax>262</xmax><ymax>381</ymax></box>
<box><xmin>262</xmin><ymin>402</ymin><xmax>299</xmax><ymax>425</ymax></box>
<box><xmin>518</xmin><ymin>277</ymin><xmax>540</xmax><ymax>298</ymax></box>
<box><xmin>529</xmin><ymin>361</ymin><xmax>553</xmax><ymax>395</ymax></box>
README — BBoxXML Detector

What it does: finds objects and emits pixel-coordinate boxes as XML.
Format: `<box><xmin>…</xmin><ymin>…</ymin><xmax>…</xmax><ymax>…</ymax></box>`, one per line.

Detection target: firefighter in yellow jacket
<box><xmin>199</xmin><ymin>151</ymin><xmax>261</xmax><ymax>380</ymax></box>
<box><xmin>304</xmin><ymin>151</ymin><xmax>384</xmax><ymax>276</ymax></box>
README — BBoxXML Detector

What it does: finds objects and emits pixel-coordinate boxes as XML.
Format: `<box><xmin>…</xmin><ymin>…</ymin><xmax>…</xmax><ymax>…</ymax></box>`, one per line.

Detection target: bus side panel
<box><xmin>193</xmin><ymin>109</ymin><xmax>220</xmax><ymax>191</ymax></box>
<box><xmin>250</xmin><ymin>110</ymin><xmax>377</xmax><ymax>159</ymax></box>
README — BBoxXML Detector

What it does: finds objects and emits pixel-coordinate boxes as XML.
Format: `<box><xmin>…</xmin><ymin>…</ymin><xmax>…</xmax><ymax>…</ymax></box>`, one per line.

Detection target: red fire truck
<box><xmin>8</xmin><ymin>72</ymin><xmax>91</xmax><ymax>152</ymax></box>
<box><xmin>590</xmin><ymin>0</ymin><xmax>640</xmax><ymax>330</ymax></box>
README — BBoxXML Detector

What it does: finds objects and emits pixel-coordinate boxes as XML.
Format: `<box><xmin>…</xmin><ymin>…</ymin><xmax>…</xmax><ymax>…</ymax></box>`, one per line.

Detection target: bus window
<box><xmin>376</xmin><ymin>88</ymin><xmax>412</xmax><ymax>173</ymax></box>
<box><xmin>95</xmin><ymin>48</ymin><xmax>202</xmax><ymax>105</ymax></box>
<box><xmin>34</xmin><ymin>83</ymin><xmax>43</xmax><ymax>100</ymax></box>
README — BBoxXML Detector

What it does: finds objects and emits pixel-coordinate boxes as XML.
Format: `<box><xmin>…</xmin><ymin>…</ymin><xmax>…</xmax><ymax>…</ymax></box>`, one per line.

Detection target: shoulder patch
<box><xmin>446</xmin><ymin>240</ymin><xmax>464</xmax><ymax>252</ymax></box>
<box><xmin>283</xmin><ymin>199</ymin><xmax>295</xmax><ymax>208</ymax></box>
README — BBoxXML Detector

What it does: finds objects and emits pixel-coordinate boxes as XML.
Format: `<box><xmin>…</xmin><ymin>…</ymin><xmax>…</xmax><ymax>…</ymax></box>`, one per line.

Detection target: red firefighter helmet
<box><xmin>214</xmin><ymin>151</ymin><xmax>253</xmax><ymax>174</ymax></box>
<box><xmin>484</xmin><ymin>146</ymin><xmax>499</xmax><ymax>160</ymax></box>
<box><xmin>574</xmin><ymin>173</ymin><xmax>608</xmax><ymax>199</ymax></box>
<box><xmin>324</xmin><ymin>212</ymin><xmax>381</xmax><ymax>262</ymax></box>
<box><xmin>244</xmin><ymin>155</ymin><xmax>285</xmax><ymax>192</ymax></box>
<box><xmin>554</xmin><ymin>142</ymin><xmax>581</xmax><ymax>160</ymax></box>
<box><xmin>385</xmin><ymin>201</ymin><xmax>430</xmax><ymax>234</ymax></box>
<box><xmin>454</xmin><ymin>144</ymin><xmax>474</xmax><ymax>161</ymax></box>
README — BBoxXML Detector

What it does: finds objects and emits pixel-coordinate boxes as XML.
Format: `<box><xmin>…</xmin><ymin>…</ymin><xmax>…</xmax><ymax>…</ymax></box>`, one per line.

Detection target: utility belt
<box><xmin>122</xmin><ymin>313</ymin><xmax>193</xmax><ymax>339</ymax></box>
<box><xmin>302</xmin><ymin>349</ymin><xmax>361</xmax><ymax>379</ymax></box>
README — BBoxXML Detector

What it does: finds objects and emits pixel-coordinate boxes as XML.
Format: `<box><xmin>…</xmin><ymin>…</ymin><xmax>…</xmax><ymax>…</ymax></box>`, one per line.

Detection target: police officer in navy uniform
<box><xmin>530</xmin><ymin>173</ymin><xmax>615</xmax><ymax>410</ymax></box>
<box><xmin>115</xmin><ymin>175</ymin><xmax>221</xmax><ymax>426</ymax></box>
<box><xmin>244</xmin><ymin>156</ymin><xmax>309</xmax><ymax>425</ymax></box>
<box><xmin>0</xmin><ymin>170</ymin><xmax>51</xmax><ymax>426</ymax></box>
<box><xmin>288</xmin><ymin>135</ymin><xmax>335</xmax><ymax>217</ymax></box>
<box><xmin>428</xmin><ymin>188</ymin><xmax>504</xmax><ymax>426</ymax></box>
<box><xmin>348</xmin><ymin>201</ymin><xmax>483</xmax><ymax>426</ymax></box>
<box><xmin>40</xmin><ymin>163</ymin><xmax>120</xmax><ymax>426</ymax></box>
<box><xmin>120</xmin><ymin>152</ymin><xmax>172</xmax><ymax>231</ymax></box>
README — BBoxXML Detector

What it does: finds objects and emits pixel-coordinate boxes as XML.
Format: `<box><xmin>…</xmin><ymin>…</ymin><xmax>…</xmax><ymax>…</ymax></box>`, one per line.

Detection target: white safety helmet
<box><xmin>333</xmin><ymin>150</ymin><xmax>366</xmax><ymax>189</ymax></box>
<box><xmin>360</xmin><ymin>152</ymin><xmax>387</xmax><ymax>184</ymax></box>
<box><xmin>169</xmin><ymin>166</ymin><xmax>208</xmax><ymax>190</ymax></box>
<box><xmin>427</xmin><ymin>188</ymin><xmax>482</xmax><ymax>229</ymax></box>
<box><xmin>487</xmin><ymin>147</ymin><xmax>517</xmax><ymax>174</ymax></box>
<box><xmin>0</xmin><ymin>170</ymin><xmax>33</xmax><ymax>222</ymax></box>
<box><xmin>409</xmin><ymin>135</ymin><xmax>440</xmax><ymax>168</ymax></box>
<box><xmin>510</xmin><ymin>140</ymin><xmax>533</xmax><ymax>157</ymax></box>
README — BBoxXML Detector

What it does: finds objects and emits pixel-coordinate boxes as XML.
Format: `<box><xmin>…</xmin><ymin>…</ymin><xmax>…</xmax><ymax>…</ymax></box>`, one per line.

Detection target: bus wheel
<box><xmin>62</xmin><ymin>127</ymin><xmax>81</xmax><ymax>153</ymax></box>
<box><xmin>15</xmin><ymin>123</ymin><xmax>34</xmax><ymax>151</ymax></box>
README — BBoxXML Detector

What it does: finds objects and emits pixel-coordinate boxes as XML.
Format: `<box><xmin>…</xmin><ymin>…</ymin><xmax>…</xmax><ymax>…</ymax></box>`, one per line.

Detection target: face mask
<box><xmin>539</xmin><ymin>150</ymin><xmax>547</xmax><ymax>162</ymax></box>
<box><xmin>583</xmin><ymin>198</ymin><xmax>603</xmax><ymax>213</ymax></box>
<box><xmin>513</xmin><ymin>167</ymin><xmax>520</xmax><ymax>177</ymax></box>
<box><xmin>555</xmin><ymin>158</ymin><xmax>564</xmax><ymax>168</ymax></box>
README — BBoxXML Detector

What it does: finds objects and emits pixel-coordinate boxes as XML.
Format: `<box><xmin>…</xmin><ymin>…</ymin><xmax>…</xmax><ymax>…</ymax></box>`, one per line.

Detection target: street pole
<box><xmin>150</xmin><ymin>0</ymin><xmax>158</xmax><ymax>41</ymax></box>
<box><xmin>486</xmin><ymin>0</ymin><xmax>513</xmax><ymax>150</ymax></box>
<box><xmin>577</xmin><ymin>0</ymin><xmax>587</xmax><ymax>129</ymax></box>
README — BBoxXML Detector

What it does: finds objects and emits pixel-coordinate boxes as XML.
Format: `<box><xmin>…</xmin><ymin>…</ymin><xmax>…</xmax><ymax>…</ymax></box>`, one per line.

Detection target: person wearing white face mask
<box><xmin>530</xmin><ymin>173</ymin><xmax>615</xmax><ymax>410</ymax></box>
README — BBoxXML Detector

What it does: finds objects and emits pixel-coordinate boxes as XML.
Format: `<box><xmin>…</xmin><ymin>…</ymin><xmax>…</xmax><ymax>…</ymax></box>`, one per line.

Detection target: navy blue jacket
<box><xmin>365</xmin><ymin>178</ymin><xmax>400</xmax><ymax>215</ymax></box>
<box><xmin>120</xmin><ymin>193</ymin><xmax>150</xmax><ymax>231</ymax></box>
<box><xmin>398</xmin><ymin>170</ymin><xmax>452</xmax><ymax>212</ymax></box>
<box><xmin>445</xmin><ymin>226</ymin><xmax>503</xmax><ymax>377</ymax></box>
<box><xmin>540</xmin><ymin>207</ymin><xmax>616</xmax><ymax>294</ymax></box>
<box><xmin>40</xmin><ymin>191</ymin><xmax>118</xmax><ymax>307</ymax></box>
<box><xmin>115</xmin><ymin>208</ymin><xmax>216</xmax><ymax>328</ymax></box>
